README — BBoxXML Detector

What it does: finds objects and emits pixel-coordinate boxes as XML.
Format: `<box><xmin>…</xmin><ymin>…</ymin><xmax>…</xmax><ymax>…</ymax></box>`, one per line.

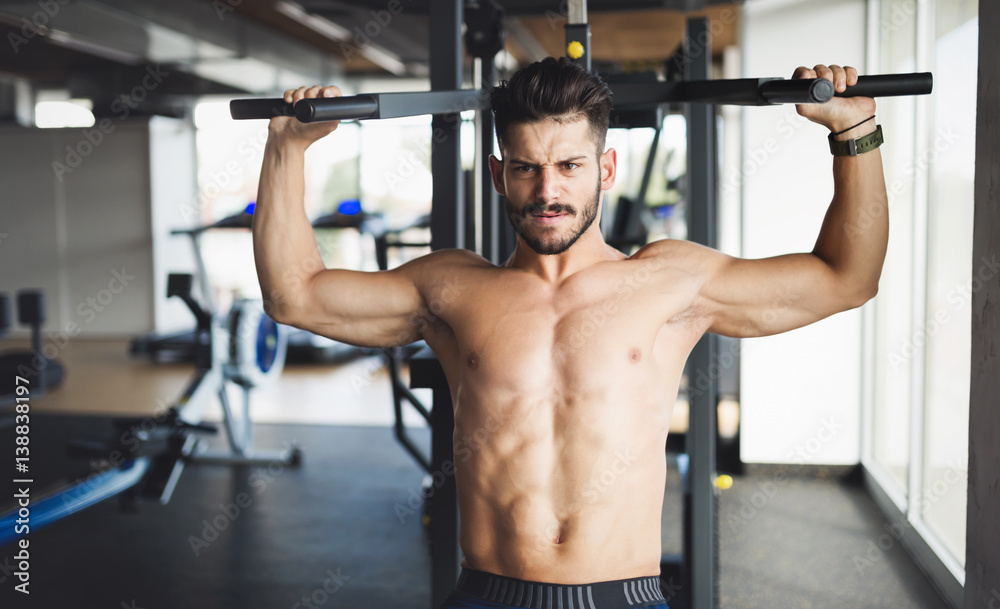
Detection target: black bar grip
<box><xmin>229</xmin><ymin>98</ymin><xmax>295</xmax><ymax>120</ymax></box>
<box><xmin>837</xmin><ymin>72</ymin><xmax>933</xmax><ymax>98</ymax></box>
<box><xmin>759</xmin><ymin>78</ymin><xmax>834</xmax><ymax>105</ymax></box>
<box><xmin>294</xmin><ymin>96</ymin><xmax>379</xmax><ymax>123</ymax></box>
<box><xmin>228</xmin><ymin>96</ymin><xmax>379</xmax><ymax>122</ymax></box>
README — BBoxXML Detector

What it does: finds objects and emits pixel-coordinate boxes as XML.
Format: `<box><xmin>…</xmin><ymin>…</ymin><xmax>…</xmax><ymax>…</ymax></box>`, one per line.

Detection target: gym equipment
<box><xmin>310</xmin><ymin>200</ymin><xmax>440</xmax><ymax>536</ymax></box>
<box><xmin>128</xmin><ymin>206</ymin><xmax>254</xmax><ymax>363</ymax></box>
<box><xmin>310</xmin><ymin>199</ymin><xmax>435</xmax><ymax>474</ymax></box>
<box><xmin>0</xmin><ymin>290</ymin><xmax>66</xmax><ymax>407</ymax></box>
<box><xmin>147</xmin><ymin>248</ymin><xmax>298</xmax><ymax>466</ymax></box>
<box><xmin>128</xmin><ymin>204</ymin><xmax>337</xmax><ymax>364</ymax></box>
<box><xmin>231</xmin><ymin>90</ymin><xmax>489</xmax><ymax>123</ymax></box>
<box><xmin>228</xmin><ymin>73</ymin><xmax>932</xmax><ymax>124</ymax></box>
<box><xmin>678</xmin><ymin>18</ymin><xmax>718</xmax><ymax>608</ymax></box>
<box><xmin>466</xmin><ymin>0</ymin><xmax>508</xmax><ymax>263</ymax></box>
<box><xmin>129</xmin><ymin>203</ymin><xmax>353</xmax><ymax>365</ymax></box>
<box><xmin>0</xmin><ymin>228</ymin><xmax>300</xmax><ymax>548</ymax></box>
<box><xmin>372</xmin><ymin>219</ymin><xmax>437</xmax><ymax>506</ymax></box>
<box><xmin>565</xmin><ymin>0</ymin><xmax>591</xmax><ymax>70</ymax></box>
<box><xmin>229</xmin><ymin>2</ymin><xmax>935</xmax><ymax>607</ymax></box>
<box><xmin>606</xmin><ymin>126</ymin><xmax>662</xmax><ymax>252</ymax></box>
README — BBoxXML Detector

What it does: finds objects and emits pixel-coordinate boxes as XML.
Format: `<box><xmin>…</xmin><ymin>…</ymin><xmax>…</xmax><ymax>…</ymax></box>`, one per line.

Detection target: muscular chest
<box><xmin>442</xmin><ymin>272</ymin><xmax>682</xmax><ymax>395</ymax></box>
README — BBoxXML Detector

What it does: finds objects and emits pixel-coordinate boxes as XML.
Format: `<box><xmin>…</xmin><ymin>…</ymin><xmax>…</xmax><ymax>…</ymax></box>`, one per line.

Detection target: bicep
<box><xmin>698</xmin><ymin>251</ymin><xmax>863</xmax><ymax>338</ymax></box>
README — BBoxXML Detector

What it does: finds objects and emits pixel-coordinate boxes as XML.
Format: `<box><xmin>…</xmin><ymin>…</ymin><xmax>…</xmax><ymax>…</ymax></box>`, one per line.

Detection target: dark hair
<box><xmin>491</xmin><ymin>57</ymin><xmax>613</xmax><ymax>156</ymax></box>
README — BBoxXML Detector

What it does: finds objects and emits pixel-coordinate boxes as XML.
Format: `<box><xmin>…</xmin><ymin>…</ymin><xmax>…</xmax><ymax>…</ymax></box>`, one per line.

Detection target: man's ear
<box><xmin>600</xmin><ymin>148</ymin><xmax>617</xmax><ymax>191</ymax></box>
<box><xmin>488</xmin><ymin>154</ymin><xmax>506</xmax><ymax>196</ymax></box>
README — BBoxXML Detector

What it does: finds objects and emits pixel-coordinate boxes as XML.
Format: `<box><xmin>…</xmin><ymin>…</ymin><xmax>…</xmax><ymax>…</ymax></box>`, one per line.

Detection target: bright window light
<box><xmin>35</xmin><ymin>100</ymin><xmax>95</xmax><ymax>128</ymax></box>
<box><xmin>194</xmin><ymin>100</ymin><xmax>232</xmax><ymax>130</ymax></box>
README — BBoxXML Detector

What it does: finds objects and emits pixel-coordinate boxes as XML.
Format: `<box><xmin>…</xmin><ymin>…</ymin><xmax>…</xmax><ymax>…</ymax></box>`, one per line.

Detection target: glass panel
<box><xmin>194</xmin><ymin>99</ymin><xmax>366</xmax><ymax>304</ymax></box>
<box><xmin>921</xmin><ymin>0</ymin><xmax>977</xmax><ymax>567</ymax></box>
<box><xmin>870</xmin><ymin>0</ymin><xmax>918</xmax><ymax>496</ymax></box>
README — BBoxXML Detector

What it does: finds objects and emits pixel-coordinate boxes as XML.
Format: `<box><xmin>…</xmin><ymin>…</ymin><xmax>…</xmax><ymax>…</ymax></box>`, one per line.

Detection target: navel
<box><xmin>628</xmin><ymin>347</ymin><xmax>642</xmax><ymax>363</ymax></box>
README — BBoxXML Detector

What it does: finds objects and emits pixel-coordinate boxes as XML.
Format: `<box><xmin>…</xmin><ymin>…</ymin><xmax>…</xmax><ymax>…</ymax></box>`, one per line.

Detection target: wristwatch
<box><xmin>829</xmin><ymin>124</ymin><xmax>883</xmax><ymax>156</ymax></box>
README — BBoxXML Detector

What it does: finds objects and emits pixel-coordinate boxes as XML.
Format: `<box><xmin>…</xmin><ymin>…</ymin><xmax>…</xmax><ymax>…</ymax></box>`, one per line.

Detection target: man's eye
<box><xmin>563</xmin><ymin>163</ymin><xmax>579</xmax><ymax>170</ymax></box>
<box><xmin>515</xmin><ymin>165</ymin><xmax>535</xmax><ymax>173</ymax></box>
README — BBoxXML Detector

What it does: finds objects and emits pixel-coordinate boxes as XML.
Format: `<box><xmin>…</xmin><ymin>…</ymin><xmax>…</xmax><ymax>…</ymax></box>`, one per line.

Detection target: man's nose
<box><xmin>535</xmin><ymin>167</ymin><xmax>562</xmax><ymax>203</ymax></box>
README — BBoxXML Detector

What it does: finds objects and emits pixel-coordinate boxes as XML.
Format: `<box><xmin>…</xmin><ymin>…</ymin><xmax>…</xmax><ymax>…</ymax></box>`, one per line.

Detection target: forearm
<box><xmin>812</xmin><ymin>119</ymin><xmax>888</xmax><ymax>302</ymax></box>
<box><xmin>252</xmin><ymin>137</ymin><xmax>326</xmax><ymax>321</ymax></box>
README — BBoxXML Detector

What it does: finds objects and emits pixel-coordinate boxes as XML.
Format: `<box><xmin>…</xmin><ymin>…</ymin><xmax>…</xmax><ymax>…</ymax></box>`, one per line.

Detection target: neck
<box><xmin>504</xmin><ymin>224</ymin><xmax>623</xmax><ymax>283</ymax></box>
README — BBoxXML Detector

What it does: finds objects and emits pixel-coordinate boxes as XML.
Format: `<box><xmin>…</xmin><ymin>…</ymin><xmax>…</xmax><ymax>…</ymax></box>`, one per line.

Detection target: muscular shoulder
<box><xmin>394</xmin><ymin>248</ymin><xmax>493</xmax><ymax>299</ymax></box>
<box><xmin>625</xmin><ymin>239</ymin><xmax>728</xmax><ymax>326</ymax></box>
<box><xmin>393</xmin><ymin>248</ymin><xmax>489</xmax><ymax>273</ymax></box>
<box><xmin>628</xmin><ymin>238</ymin><xmax>724</xmax><ymax>276</ymax></box>
<box><xmin>400</xmin><ymin>248</ymin><xmax>492</xmax><ymax>279</ymax></box>
<box><xmin>424</xmin><ymin>247</ymin><xmax>493</xmax><ymax>268</ymax></box>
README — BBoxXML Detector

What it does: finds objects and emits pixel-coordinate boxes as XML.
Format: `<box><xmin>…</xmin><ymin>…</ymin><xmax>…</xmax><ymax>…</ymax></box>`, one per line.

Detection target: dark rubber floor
<box><xmin>0</xmin><ymin>414</ymin><xmax>951</xmax><ymax>608</ymax></box>
<box><xmin>717</xmin><ymin>468</ymin><xmax>950</xmax><ymax>609</ymax></box>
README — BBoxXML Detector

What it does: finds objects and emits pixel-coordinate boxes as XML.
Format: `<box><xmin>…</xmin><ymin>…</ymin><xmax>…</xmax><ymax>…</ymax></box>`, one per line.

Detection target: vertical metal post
<box><xmin>683</xmin><ymin>16</ymin><xmax>719</xmax><ymax>609</ymax></box>
<box><xmin>430</xmin><ymin>0</ymin><xmax>465</xmax><ymax>252</ymax></box>
<box><xmin>967</xmin><ymin>0</ymin><xmax>1000</xmax><ymax>602</ymax></box>
<box><xmin>637</xmin><ymin>127</ymin><xmax>661</xmax><ymax>205</ymax></box>
<box><xmin>0</xmin><ymin>77</ymin><xmax>33</xmax><ymax>126</ymax></box>
<box><xmin>564</xmin><ymin>0</ymin><xmax>591</xmax><ymax>71</ymax></box>
<box><xmin>408</xmin><ymin>349</ymin><xmax>458</xmax><ymax>609</ymax></box>
<box><xmin>428</xmin><ymin>1</ymin><xmax>463</xmax><ymax>606</ymax></box>
<box><xmin>428</xmin><ymin>363</ymin><xmax>459</xmax><ymax>609</ymax></box>
<box><xmin>479</xmin><ymin>57</ymin><xmax>500</xmax><ymax>264</ymax></box>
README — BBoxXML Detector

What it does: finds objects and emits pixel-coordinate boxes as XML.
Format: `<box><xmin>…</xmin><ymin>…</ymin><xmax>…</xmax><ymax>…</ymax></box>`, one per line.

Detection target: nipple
<box><xmin>467</xmin><ymin>351</ymin><xmax>480</xmax><ymax>369</ymax></box>
<box><xmin>628</xmin><ymin>347</ymin><xmax>642</xmax><ymax>363</ymax></box>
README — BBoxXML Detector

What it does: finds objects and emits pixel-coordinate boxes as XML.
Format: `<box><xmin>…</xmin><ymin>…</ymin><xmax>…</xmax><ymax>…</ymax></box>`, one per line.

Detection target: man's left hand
<box><xmin>793</xmin><ymin>64</ymin><xmax>877</xmax><ymax>135</ymax></box>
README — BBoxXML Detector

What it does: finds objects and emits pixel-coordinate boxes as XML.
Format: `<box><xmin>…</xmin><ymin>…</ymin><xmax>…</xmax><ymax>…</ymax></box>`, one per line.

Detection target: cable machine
<box><xmin>230</xmin><ymin>1</ymin><xmax>931</xmax><ymax>606</ymax></box>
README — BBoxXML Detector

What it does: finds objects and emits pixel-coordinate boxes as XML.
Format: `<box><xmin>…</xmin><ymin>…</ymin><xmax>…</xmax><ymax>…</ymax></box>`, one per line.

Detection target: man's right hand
<box><xmin>268</xmin><ymin>85</ymin><xmax>343</xmax><ymax>149</ymax></box>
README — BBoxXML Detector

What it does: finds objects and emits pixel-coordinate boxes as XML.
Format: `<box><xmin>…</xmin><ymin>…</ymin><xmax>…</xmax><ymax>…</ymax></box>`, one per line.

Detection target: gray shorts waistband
<box><xmin>454</xmin><ymin>568</ymin><xmax>666</xmax><ymax>609</ymax></box>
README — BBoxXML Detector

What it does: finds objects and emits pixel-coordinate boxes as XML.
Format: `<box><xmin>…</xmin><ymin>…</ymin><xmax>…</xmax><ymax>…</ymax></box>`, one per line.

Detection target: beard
<box><xmin>505</xmin><ymin>178</ymin><xmax>601</xmax><ymax>256</ymax></box>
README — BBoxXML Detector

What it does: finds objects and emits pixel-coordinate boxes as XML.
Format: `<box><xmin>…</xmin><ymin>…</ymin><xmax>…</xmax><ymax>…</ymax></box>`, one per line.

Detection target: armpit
<box><xmin>666</xmin><ymin>295</ymin><xmax>713</xmax><ymax>331</ymax></box>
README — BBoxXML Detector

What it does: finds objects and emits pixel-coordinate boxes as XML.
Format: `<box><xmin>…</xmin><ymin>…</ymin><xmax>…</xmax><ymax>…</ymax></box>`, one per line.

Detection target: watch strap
<box><xmin>828</xmin><ymin>124</ymin><xmax>883</xmax><ymax>156</ymax></box>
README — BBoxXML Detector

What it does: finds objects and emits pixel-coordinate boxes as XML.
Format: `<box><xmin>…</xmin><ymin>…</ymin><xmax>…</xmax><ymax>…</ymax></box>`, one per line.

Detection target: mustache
<box><xmin>522</xmin><ymin>202</ymin><xmax>576</xmax><ymax>216</ymax></box>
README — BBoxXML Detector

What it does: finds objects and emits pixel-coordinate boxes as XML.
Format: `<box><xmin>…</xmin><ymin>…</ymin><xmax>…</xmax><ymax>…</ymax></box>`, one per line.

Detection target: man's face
<box><xmin>489</xmin><ymin>118</ymin><xmax>616</xmax><ymax>256</ymax></box>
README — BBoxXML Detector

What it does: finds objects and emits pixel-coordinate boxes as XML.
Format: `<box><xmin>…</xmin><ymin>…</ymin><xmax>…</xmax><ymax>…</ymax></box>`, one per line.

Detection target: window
<box><xmin>919</xmin><ymin>0</ymin><xmax>977</xmax><ymax>569</ymax></box>
<box><xmin>870</xmin><ymin>0</ymin><xmax>918</xmax><ymax>497</ymax></box>
<box><xmin>864</xmin><ymin>0</ymin><xmax>977</xmax><ymax>602</ymax></box>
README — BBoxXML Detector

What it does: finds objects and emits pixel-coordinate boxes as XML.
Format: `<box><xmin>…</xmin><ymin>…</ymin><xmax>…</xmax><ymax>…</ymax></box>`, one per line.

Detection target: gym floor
<box><xmin>0</xmin><ymin>339</ymin><xmax>949</xmax><ymax>608</ymax></box>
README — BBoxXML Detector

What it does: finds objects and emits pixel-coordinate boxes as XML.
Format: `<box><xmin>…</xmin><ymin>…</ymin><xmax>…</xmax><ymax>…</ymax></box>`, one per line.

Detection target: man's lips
<box><xmin>530</xmin><ymin>212</ymin><xmax>567</xmax><ymax>224</ymax></box>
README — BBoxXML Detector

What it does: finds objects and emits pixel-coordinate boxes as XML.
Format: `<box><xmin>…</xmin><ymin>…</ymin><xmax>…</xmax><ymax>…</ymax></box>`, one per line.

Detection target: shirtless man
<box><xmin>253</xmin><ymin>57</ymin><xmax>886</xmax><ymax>609</ymax></box>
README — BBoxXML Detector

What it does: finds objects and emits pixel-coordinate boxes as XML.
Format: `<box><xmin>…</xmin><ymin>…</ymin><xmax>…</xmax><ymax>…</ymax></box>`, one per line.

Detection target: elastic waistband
<box><xmin>455</xmin><ymin>568</ymin><xmax>665</xmax><ymax>609</ymax></box>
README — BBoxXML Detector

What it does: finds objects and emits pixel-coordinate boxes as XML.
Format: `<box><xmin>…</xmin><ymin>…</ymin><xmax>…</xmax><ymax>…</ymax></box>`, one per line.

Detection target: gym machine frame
<box><xmin>0</xmin><ymin>207</ymin><xmax>300</xmax><ymax>548</ymax></box>
<box><xmin>229</xmin><ymin>2</ymin><xmax>932</xmax><ymax>606</ymax></box>
<box><xmin>163</xmin><ymin>213</ymin><xmax>300</xmax><ymax>466</ymax></box>
<box><xmin>228</xmin><ymin>74</ymin><xmax>931</xmax><ymax>125</ymax></box>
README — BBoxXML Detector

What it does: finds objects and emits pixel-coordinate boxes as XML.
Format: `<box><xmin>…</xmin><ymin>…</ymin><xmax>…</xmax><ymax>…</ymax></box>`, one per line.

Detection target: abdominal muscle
<box><xmin>451</xmin><ymin>360</ymin><xmax>678</xmax><ymax>584</ymax></box>
<box><xmin>421</xmin><ymin>255</ymin><xmax>701</xmax><ymax>584</ymax></box>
